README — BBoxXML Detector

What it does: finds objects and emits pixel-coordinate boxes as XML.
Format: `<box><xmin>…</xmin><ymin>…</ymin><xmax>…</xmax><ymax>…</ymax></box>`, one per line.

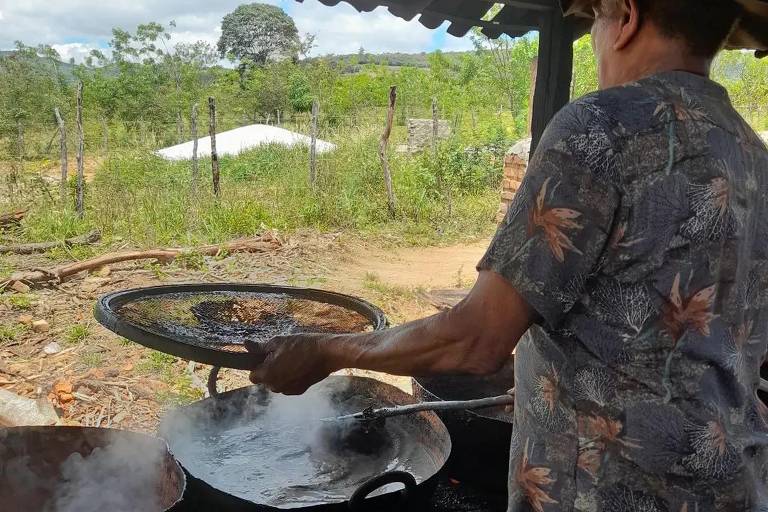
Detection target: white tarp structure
<box><xmin>157</xmin><ymin>124</ymin><xmax>336</xmax><ymax>161</ymax></box>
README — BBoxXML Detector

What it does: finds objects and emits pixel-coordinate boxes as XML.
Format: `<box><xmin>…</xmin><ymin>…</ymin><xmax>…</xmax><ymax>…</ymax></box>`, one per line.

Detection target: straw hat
<box><xmin>560</xmin><ymin>0</ymin><xmax>768</xmax><ymax>56</ymax></box>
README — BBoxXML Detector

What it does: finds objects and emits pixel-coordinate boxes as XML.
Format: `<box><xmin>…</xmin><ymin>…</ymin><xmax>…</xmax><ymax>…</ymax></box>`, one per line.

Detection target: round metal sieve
<box><xmin>95</xmin><ymin>283</ymin><xmax>387</xmax><ymax>370</ymax></box>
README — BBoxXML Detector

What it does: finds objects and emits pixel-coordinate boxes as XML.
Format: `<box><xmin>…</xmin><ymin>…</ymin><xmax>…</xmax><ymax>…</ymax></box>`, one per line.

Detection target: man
<box><xmin>249</xmin><ymin>0</ymin><xmax>768</xmax><ymax>510</ymax></box>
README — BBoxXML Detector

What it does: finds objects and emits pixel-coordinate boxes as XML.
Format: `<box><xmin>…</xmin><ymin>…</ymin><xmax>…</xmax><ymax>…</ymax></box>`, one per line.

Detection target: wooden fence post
<box><xmin>54</xmin><ymin>107</ymin><xmax>68</xmax><ymax>204</ymax></box>
<box><xmin>309</xmin><ymin>99</ymin><xmax>319</xmax><ymax>188</ymax></box>
<box><xmin>432</xmin><ymin>97</ymin><xmax>439</xmax><ymax>155</ymax></box>
<box><xmin>208</xmin><ymin>97</ymin><xmax>221</xmax><ymax>197</ymax></box>
<box><xmin>76</xmin><ymin>81</ymin><xmax>85</xmax><ymax>218</ymax></box>
<box><xmin>379</xmin><ymin>86</ymin><xmax>398</xmax><ymax>217</ymax></box>
<box><xmin>191</xmin><ymin>103</ymin><xmax>199</xmax><ymax>189</ymax></box>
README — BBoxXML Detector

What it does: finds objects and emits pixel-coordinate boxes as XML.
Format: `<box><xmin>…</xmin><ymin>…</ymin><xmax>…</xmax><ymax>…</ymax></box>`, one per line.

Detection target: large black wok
<box><xmin>160</xmin><ymin>376</ymin><xmax>451</xmax><ymax>511</ymax></box>
<box><xmin>413</xmin><ymin>356</ymin><xmax>514</xmax><ymax>493</ymax></box>
<box><xmin>0</xmin><ymin>426</ymin><xmax>186</xmax><ymax>512</ymax></box>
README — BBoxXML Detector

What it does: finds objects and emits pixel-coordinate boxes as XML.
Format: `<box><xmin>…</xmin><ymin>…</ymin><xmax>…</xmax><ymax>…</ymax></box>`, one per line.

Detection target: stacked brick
<box><xmin>497</xmin><ymin>138</ymin><xmax>531</xmax><ymax>223</ymax></box>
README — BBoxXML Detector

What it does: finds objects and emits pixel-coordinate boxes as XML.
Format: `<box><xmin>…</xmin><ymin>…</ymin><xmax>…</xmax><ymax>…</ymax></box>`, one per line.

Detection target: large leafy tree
<box><xmin>217</xmin><ymin>4</ymin><xmax>304</xmax><ymax>68</ymax></box>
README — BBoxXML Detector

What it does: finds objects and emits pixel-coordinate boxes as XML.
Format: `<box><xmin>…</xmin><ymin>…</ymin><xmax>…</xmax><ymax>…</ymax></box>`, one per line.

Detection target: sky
<box><xmin>0</xmin><ymin>0</ymin><xmax>476</xmax><ymax>63</ymax></box>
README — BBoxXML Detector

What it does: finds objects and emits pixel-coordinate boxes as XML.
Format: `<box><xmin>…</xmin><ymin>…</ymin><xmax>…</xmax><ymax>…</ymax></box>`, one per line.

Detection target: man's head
<box><xmin>581</xmin><ymin>0</ymin><xmax>743</xmax><ymax>88</ymax></box>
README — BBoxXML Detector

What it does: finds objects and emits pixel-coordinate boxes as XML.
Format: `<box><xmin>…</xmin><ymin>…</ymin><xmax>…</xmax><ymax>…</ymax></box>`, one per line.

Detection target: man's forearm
<box><xmin>320</xmin><ymin>272</ymin><xmax>534</xmax><ymax>377</ymax></box>
<box><xmin>323</xmin><ymin>310</ymin><xmax>504</xmax><ymax>377</ymax></box>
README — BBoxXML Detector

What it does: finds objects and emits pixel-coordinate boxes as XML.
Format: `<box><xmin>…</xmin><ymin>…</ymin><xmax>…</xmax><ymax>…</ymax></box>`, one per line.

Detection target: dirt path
<box><xmin>327</xmin><ymin>239</ymin><xmax>489</xmax><ymax>292</ymax></box>
<box><xmin>0</xmin><ymin>233</ymin><xmax>492</xmax><ymax>432</ymax></box>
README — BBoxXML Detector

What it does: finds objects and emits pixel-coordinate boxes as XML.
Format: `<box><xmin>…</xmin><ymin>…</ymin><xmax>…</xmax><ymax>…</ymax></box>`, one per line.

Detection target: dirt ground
<box><xmin>0</xmin><ymin>231</ymin><xmax>488</xmax><ymax>433</ymax></box>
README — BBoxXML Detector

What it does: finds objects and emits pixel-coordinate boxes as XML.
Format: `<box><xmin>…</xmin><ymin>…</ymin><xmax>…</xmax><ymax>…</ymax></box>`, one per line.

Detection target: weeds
<box><xmin>65</xmin><ymin>323</ymin><xmax>92</xmax><ymax>344</ymax></box>
<box><xmin>80</xmin><ymin>352</ymin><xmax>104</xmax><ymax>368</ymax></box>
<box><xmin>0</xmin><ymin>324</ymin><xmax>23</xmax><ymax>345</ymax></box>
<box><xmin>6</xmin><ymin>293</ymin><xmax>33</xmax><ymax>310</ymax></box>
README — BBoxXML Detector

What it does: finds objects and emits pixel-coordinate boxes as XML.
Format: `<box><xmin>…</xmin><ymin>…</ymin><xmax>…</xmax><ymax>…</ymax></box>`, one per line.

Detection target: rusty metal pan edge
<box><xmin>94</xmin><ymin>283</ymin><xmax>389</xmax><ymax>370</ymax></box>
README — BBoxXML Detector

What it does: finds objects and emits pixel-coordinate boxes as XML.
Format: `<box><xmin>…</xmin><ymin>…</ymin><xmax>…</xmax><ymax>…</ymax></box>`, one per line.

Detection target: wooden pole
<box><xmin>208</xmin><ymin>97</ymin><xmax>221</xmax><ymax>197</ymax></box>
<box><xmin>13</xmin><ymin>119</ymin><xmax>23</xmax><ymax>187</ymax></box>
<box><xmin>54</xmin><ymin>107</ymin><xmax>68</xmax><ymax>204</ymax></box>
<box><xmin>379</xmin><ymin>86</ymin><xmax>398</xmax><ymax>217</ymax></box>
<box><xmin>527</xmin><ymin>57</ymin><xmax>538</xmax><ymax>138</ymax></box>
<box><xmin>191</xmin><ymin>103</ymin><xmax>199</xmax><ymax>190</ymax></box>
<box><xmin>75</xmin><ymin>81</ymin><xmax>85</xmax><ymax>218</ymax></box>
<box><xmin>101</xmin><ymin>117</ymin><xmax>109</xmax><ymax>155</ymax></box>
<box><xmin>431</xmin><ymin>97</ymin><xmax>439</xmax><ymax>155</ymax></box>
<box><xmin>309</xmin><ymin>99</ymin><xmax>319</xmax><ymax>188</ymax></box>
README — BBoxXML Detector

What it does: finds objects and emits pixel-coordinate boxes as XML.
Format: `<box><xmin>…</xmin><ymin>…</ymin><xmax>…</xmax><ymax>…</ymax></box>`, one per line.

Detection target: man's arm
<box><xmin>248</xmin><ymin>270</ymin><xmax>534</xmax><ymax>395</ymax></box>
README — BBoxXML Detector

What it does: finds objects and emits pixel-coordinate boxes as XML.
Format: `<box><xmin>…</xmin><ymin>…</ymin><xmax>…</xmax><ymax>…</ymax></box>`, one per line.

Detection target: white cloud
<box><xmin>51</xmin><ymin>42</ymin><xmax>96</xmax><ymax>63</ymax></box>
<box><xmin>0</xmin><ymin>0</ymin><xmax>475</xmax><ymax>59</ymax></box>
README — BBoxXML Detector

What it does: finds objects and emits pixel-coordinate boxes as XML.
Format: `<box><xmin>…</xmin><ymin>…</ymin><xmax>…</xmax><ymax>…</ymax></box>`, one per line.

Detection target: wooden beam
<box><xmin>530</xmin><ymin>10</ymin><xmax>574</xmax><ymax>156</ymax></box>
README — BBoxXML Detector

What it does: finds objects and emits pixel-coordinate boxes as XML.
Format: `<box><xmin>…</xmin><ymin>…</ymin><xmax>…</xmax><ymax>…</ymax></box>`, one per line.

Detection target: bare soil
<box><xmin>0</xmin><ymin>232</ymin><xmax>489</xmax><ymax>433</ymax></box>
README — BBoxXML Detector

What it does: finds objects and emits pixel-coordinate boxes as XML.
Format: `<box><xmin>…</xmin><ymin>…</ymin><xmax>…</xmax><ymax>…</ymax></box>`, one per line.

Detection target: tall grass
<box><xmin>19</xmin><ymin>121</ymin><xmax>505</xmax><ymax>248</ymax></box>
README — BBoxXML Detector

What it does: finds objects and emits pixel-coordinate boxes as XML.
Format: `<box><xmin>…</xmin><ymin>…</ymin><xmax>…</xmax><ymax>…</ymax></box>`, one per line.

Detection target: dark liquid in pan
<box><xmin>161</xmin><ymin>385</ymin><xmax>436</xmax><ymax>508</ymax></box>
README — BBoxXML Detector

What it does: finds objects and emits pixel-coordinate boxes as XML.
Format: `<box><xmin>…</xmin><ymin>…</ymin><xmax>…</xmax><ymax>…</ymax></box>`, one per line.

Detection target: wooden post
<box><xmin>309</xmin><ymin>99</ymin><xmax>319</xmax><ymax>188</ymax></box>
<box><xmin>431</xmin><ymin>97</ymin><xmax>439</xmax><ymax>155</ymax></box>
<box><xmin>101</xmin><ymin>117</ymin><xmax>109</xmax><ymax>155</ymax></box>
<box><xmin>276</xmin><ymin>110</ymin><xmax>281</xmax><ymax>126</ymax></box>
<box><xmin>191</xmin><ymin>103</ymin><xmax>200</xmax><ymax>189</ymax></box>
<box><xmin>54</xmin><ymin>107</ymin><xmax>68</xmax><ymax>204</ymax></box>
<box><xmin>208</xmin><ymin>97</ymin><xmax>220</xmax><ymax>197</ymax></box>
<box><xmin>527</xmin><ymin>58</ymin><xmax>538</xmax><ymax>137</ymax></box>
<box><xmin>76</xmin><ymin>81</ymin><xmax>85</xmax><ymax>218</ymax></box>
<box><xmin>13</xmin><ymin>119</ymin><xmax>24</xmax><ymax>186</ymax></box>
<box><xmin>176</xmin><ymin>111</ymin><xmax>184</xmax><ymax>144</ymax></box>
<box><xmin>379</xmin><ymin>86</ymin><xmax>398</xmax><ymax>217</ymax></box>
<box><xmin>530</xmin><ymin>13</ymin><xmax>574</xmax><ymax>155</ymax></box>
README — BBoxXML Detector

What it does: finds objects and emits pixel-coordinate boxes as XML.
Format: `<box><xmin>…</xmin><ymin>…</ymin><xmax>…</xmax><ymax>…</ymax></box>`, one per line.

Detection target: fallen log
<box><xmin>0</xmin><ymin>230</ymin><xmax>101</xmax><ymax>255</ymax></box>
<box><xmin>2</xmin><ymin>234</ymin><xmax>281</xmax><ymax>289</ymax></box>
<box><xmin>0</xmin><ymin>209</ymin><xmax>27</xmax><ymax>228</ymax></box>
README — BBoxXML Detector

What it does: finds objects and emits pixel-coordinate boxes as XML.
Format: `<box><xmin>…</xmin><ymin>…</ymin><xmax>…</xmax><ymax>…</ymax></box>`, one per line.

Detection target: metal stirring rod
<box><xmin>326</xmin><ymin>389</ymin><xmax>515</xmax><ymax>423</ymax></box>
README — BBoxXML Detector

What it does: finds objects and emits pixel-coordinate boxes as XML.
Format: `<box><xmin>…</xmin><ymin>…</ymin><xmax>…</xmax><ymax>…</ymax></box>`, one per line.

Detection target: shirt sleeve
<box><xmin>478</xmin><ymin>101</ymin><xmax>621</xmax><ymax>328</ymax></box>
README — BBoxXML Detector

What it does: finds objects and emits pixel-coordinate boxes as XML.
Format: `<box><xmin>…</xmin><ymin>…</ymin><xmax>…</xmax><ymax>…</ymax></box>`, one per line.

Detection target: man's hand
<box><xmin>246</xmin><ymin>334</ymin><xmax>341</xmax><ymax>395</ymax></box>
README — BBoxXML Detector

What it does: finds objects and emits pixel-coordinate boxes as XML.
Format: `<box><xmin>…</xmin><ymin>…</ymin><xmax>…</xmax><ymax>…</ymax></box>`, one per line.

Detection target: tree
<box><xmin>217</xmin><ymin>4</ymin><xmax>303</xmax><ymax>69</ymax></box>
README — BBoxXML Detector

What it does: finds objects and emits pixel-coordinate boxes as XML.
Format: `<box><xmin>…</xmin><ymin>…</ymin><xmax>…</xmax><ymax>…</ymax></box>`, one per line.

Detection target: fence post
<box><xmin>309</xmin><ymin>99</ymin><xmax>319</xmax><ymax>188</ymax></box>
<box><xmin>379</xmin><ymin>86</ymin><xmax>398</xmax><ymax>217</ymax></box>
<box><xmin>191</xmin><ymin>103</ymin><xmax>199</xmax><ymax>190</ymax></box>
<box><xmin>54</xmin><ymin>107</ymin><xmax>68</xmax><ymax>204</ymax></box>
<box><xmin>432</xmin><ymin>97</ymin><xmax>439</xmax><ymax>156</ymax></box>
<box><xmin>76</xmin><ymin>81</ymin><xmax>85</xmax><ymax>218</ymax></box>
<box><xmin>208</xmin><ymin>97</ymin><xmax>221</xmax><ymax>197</ymax></box>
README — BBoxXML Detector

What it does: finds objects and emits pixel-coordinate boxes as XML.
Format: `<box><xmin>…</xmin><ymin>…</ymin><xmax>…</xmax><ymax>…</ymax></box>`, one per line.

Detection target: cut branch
<box><xmin>3</xmin><ymin>235</ymin><xmax>281</xmax><ymax>288</ymax></box>
<box><xmin>0</xmin><ymin>230</ymin><xmax>101</xmax><ymax>255</ymax></box>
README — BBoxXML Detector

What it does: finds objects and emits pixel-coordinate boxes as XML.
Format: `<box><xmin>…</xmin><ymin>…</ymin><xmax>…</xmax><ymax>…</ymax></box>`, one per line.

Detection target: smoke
<box><xmin>46</xmin><ymin>434</ymin><xmax>166</xmax><ymax>512</ymax></box>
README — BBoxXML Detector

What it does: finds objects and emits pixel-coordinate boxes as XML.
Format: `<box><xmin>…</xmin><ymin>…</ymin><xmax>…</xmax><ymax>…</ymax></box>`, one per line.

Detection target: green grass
<box><xmin>0</xmin><ymin>323</ymin><xmax>23</xmax><ymax>345</ymax></box>
<box><xmin>136</xmin><ymin>351</ymin><xmax>177</xmax><ymax>375</ymax></box>
<box><xmin>17</xmin><ymin>122</ymin><xmax>502</xmax><ymax>249</ymax></box>
<box><xmin>80</xmin><ymin>352</ymin><xmax>104</xmax><ymax>368</ymax></box>
<box><xmin>6</xmin><ymin>293</ymin><xmax>33</xmax><ymax>310</ymax></box>
<box><xmin>65</xmin><ymin>323</ymin><xmax>92</xmax><ymax>344</ymax></box>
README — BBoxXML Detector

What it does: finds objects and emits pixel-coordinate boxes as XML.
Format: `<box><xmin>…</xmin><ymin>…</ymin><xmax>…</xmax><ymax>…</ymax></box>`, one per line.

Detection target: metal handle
<box><xmin>348</xmin><ymin>471</ymin><xmax>417</xmax><ymax>512</ymax></box>
<box><xmin>207</xmin><ymin>366</ymin><xmax>221</xmax><ymax>398</ymax></box>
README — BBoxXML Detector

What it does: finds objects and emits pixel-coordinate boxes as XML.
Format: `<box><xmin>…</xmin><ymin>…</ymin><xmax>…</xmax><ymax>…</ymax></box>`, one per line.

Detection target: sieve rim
<box><xmin>94</xmin><ymin>283</ymin><xmax>388</xmax><ymax>370</ymax></box>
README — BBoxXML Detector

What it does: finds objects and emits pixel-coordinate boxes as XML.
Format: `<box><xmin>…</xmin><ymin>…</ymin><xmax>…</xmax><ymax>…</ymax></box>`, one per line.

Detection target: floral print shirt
<box><xmin>478</xmin><ymin>71</ymin><xmax>768</xmax><ymax>512</ymax></box>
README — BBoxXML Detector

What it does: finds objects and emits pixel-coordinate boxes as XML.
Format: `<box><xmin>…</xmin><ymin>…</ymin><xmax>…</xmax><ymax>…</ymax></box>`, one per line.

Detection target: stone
<box><xmin>31</xmin><ymin>320</ymin><xmax>50</xmax><ymax>333</ymax></box>
<box><xmin>93</xmin><ymin>265</ymin><xmax>111</xmax><ymax>277</ymax></box>
<box><xmin>10</xmin><ymin>281</ymin><xmax>30</xmax><ymax>294</ymax></box>
<box><xmin>17</xmin><ymin>314</ymin><xmax>34</xmax><ymax>326</ymax></box>
<box><xmin>406</xmin><ymin>118</ymin><xmax>452</xmax><ymax>153</ymax></box>
<box><xmin>0</xmin><ymin>389</ymin><xmax>59</xmax><ymax>427</ymax></box>
<box><xmin>43</xmin><ymin>342</ymin><xmax>61</xmax><ymax>355</ymax></box>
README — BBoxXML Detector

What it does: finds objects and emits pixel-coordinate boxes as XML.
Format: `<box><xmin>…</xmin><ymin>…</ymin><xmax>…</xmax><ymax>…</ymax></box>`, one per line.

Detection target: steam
<box><xmin>158</xmin><ymin>380</ymin><xmax>391</xmax><ymax>507</ymax></box>
<box><xmin>0</xmin><ymin>430</ymin><xmax>174</xmax><ymax>512</ymax></box>
<box><xmin>46</xmin><ymin>434</ymin><xmax>165</xmax><ymax>512</ymax></box>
